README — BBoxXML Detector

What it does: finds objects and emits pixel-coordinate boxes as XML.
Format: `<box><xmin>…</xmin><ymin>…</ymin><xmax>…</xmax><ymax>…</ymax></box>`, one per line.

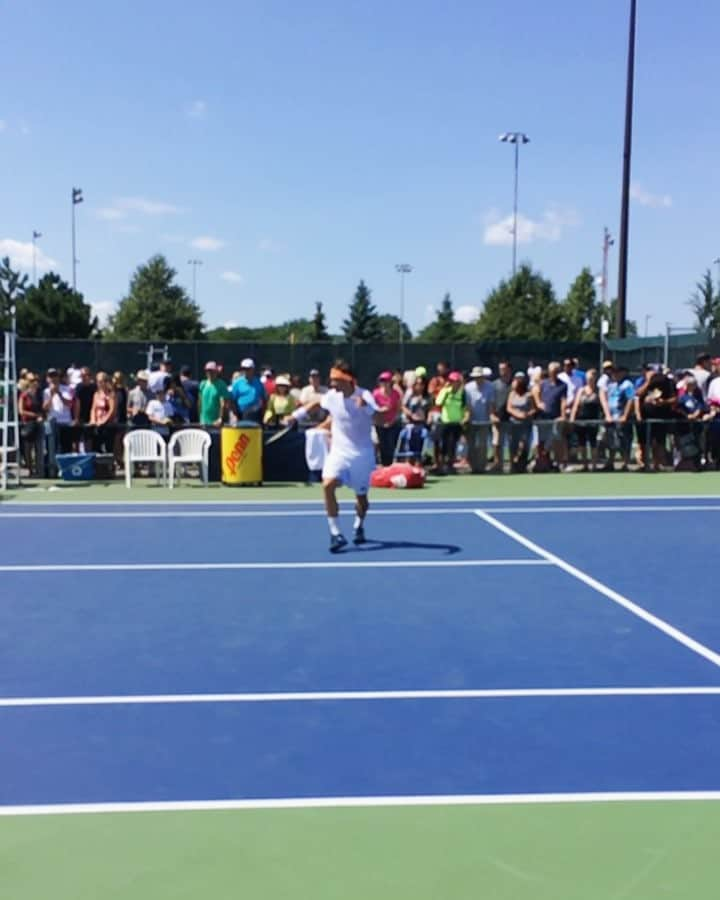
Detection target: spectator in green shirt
<box><xmin>436</xmin><ymin>371</ymin><xmax>466</xmax><ymax>473</ymax></box>
<box><xmin>198</xmin><ymin>361</ymin><xmax>229</xmax><ymax>426</ymax></box>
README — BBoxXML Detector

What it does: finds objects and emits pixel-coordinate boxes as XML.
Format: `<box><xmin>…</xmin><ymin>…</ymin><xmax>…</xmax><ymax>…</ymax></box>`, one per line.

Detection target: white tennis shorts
<box><xmin>322</xmin><ymin>449</ymin><xmax>375</xmax><ymax>496</ymax></box>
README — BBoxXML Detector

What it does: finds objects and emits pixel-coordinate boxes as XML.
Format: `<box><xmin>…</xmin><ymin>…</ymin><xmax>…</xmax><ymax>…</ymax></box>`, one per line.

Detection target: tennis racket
<box><xmin>264</xmin><ymin>423</ymin><xmax>295</xmax><ymax>445</ymax></box>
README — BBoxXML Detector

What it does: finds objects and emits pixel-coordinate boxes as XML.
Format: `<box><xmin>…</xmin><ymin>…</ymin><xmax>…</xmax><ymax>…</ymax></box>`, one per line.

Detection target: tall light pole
<box><xmin>395</xmin><ymin>264</ymin><xmax>412</xmax><ymax>368</ymax></box>
<box><xmin>187</xmin><ymin>259</ymin><xmax>203</xmax><ymax>303</ymax></box>
<box><xmin>32</xmin><ymin>230</ymin><xmax>42</xmax><ymax>285</ymax></box>
<box><xmin>616</xmin><ymin>0</ymin><xmax>637</xmax><ymax>339</ymax></box>
<box><xmin>71</xmin><ymin>187</ymin><xmax>83</xmax><ymax>292</ymax></box>
<box><xmin>601</xmin><ymin>227</ymin><xmax>614</xmax><ymax>307</ymax></box>
<box><xmin>644</xmin><ymin>314</ymin><xmax>652</xmax><ymax>337</ymax></box>
<box><xmin>713</xmin><ymin>257</ymin><xmax>720</xmax><ymax>295</ymax></box>
<box><xmin>499</xmin><ymin>132</ymin><xmax>530</xmax><ymax>276</ymax></box>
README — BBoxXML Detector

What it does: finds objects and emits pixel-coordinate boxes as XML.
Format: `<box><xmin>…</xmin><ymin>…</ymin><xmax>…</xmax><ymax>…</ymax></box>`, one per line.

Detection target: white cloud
<box><xmin>90</xmin><ymin>300</ymin><xmax>115</xmax><ymax>325</ymax></box>
<box><xmin>96</xmin><ymin>197</ymin><xmax>182</xmax><ymax>221</ymax></box>
<box><xmin>455</xmin><ymin>304</ymin><xmax>480</xmax><ymax>324</ymax></box>
<box><xmin>483</xmin><ymin>208</ymin><xmax>580</xmax><ymax>247</ymax></box>
<box><xmin>630</xmin><ymin>183</ymin><xmax>672</xmax><ymax>209</ymax></box>
<box><xmin>186</xmin><ymin>99</ymin><xmax>207</xmax><ymax>119</ymax></box>
<box><xmin>0</xmin><ymin>238</ymin><xmax>56</xmax><ymax>273</ymax></box>
<box><xmin>257</xmin><ymin>237</ymin><xmax>282</xmax><ymax>253</ymax></box>
<box><xmin>191</xmin><ymin>235</ymin><xmax>225</xmax><ymax>251</ymax></box>
<box><xmin>221</xmin><ymin>271</ymin><xmax>245</xmax><ymax>284</ymax></box>
<box><xmin>223</xmin><ymin>320</ymin><xmax>239</xmax><ymax>328</ymax></box>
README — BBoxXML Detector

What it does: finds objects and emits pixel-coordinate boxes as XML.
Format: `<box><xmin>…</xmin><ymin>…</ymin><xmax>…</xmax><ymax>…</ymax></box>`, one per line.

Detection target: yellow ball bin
<box><xmin>221</xmin><ymin>424</ymin><xmax>263</xmax><ymax>485</ymax></box>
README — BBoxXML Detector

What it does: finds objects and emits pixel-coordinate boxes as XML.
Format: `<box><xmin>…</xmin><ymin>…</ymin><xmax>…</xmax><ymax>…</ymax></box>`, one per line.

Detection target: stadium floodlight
<box><xmin>498</xmin><ymin>133</ymin><xmax>530</xmax><ymax>276</ymax></box>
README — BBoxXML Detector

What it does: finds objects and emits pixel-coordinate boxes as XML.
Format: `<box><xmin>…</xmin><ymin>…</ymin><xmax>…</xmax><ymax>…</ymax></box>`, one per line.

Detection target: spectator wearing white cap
<box><xmin>230</xmin><ymin>358</ymin><xmax>266</xmax><ymax>423</ymax></box>
<box><xmin>263</xmin><ymin>375</ymin><xmax>297</xmax><ymax>425</ymax></box>
<box><xmin>127</xmin><ymin>370</ymin><xmax>152</xmax><ymax>426</ymax></box>
<box><xmin>299</xmin><ymin>369</ymin><xmax>328</xmax><ymax>423</ymax></box>
<box><xmin>198</xmin><ymin>361</ymin><xmax>229</xmax><ymax>426</ymax></box>
<box><xmin>464</xmin><ymin>366</ymin><xmax>495</xmax><ymax>473</ymax></box>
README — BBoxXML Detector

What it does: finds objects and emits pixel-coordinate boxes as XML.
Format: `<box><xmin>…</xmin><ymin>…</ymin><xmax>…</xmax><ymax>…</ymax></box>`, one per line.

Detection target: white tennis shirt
<box><xmin>321</xmin><ymin>387</ymin><xmax>377</xmax><ymax>457</ymax></box>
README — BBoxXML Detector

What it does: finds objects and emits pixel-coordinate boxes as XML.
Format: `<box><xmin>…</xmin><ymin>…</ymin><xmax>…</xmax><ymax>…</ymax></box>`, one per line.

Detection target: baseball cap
<box><xmin>448</xmin><ymin>371</ymin><xmax>462</xmax><ymax>383</ymax></box>
<box><xmin>415</xmin><ymin>366</ymin><xmax>427</xmax><ymax>377</ymax></box>
<box><xmin>378</xmin><ymin>370</ymin><xmax>392</xmax><ymax>381</ymax></box>
<box><xmin>309</xmin><ymin>368</ymin><xmax>320</xmax><ymax>376</ymax></box>
<box><xmin>180</xmin><ymin>364</ymin><xmax>192</xmax><ymax>376</ymax></box>
<box><xmin>204</xmin><ymin>361</ymin><xmax>218</xmax><ymax>372</ymax></box>
<box><xmin>241</xmin><ymin>358</ymin><xmax>255</xmax><ymax>369</ymax></box>
<box><xmin>482</xmin><ymin>366</ymin><xmax>492</xmax><ymax>377</ymax></box>
<box><xmin>46</xmin><ymin>367</ymin><xmax>59</xmax><ymax>377</ymax></box>
<box><xmin>469</xmin><ymin>365</ymin><xmax>484</xmax><ymax>378</ymax></box>
<box><xmin>712</xmin><ymin>357</ymin><xmax>720</xmax><ymax>366</ymax></box>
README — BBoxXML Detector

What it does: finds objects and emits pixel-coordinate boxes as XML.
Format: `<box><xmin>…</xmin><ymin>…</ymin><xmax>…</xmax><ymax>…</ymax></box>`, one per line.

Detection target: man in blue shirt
<box><xmin>600</xmin><ymin>364</ymin><xmax>635</xmax><ymax>470</ymax></box>
<box><xmin>231</xmin><ymin>358</ymin><xmax>266</xmax><ymax>423</ymax></box>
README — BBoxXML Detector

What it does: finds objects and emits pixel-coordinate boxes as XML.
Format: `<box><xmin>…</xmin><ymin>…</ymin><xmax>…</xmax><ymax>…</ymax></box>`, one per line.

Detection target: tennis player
<box><xmin>289</xmin><ymin>360</ymin><xmax>382</xmax><ymax>552</ymax></box>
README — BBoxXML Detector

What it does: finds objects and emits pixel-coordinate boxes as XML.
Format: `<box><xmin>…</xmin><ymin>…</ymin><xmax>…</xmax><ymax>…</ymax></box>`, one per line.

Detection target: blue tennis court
<box><xmin>1</xmin><ymin>496</ymin><xmax>720</xmax><ymax>812</ymax></box>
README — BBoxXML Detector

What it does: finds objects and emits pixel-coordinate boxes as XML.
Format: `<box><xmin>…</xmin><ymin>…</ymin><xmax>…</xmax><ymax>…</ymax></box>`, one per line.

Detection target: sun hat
<box><xmin>275</xmin><ymin>375</ymin><xmax>291</xmax><ymax>388</ymax></box>
<box><xmin>135</xmin><ymin>369</ymin><xmax>150</xmax><ymax>380</ymax></box>
<box><xmin>241</xmin><ymin>358</ymin><xmax>255</xmax><ymax>369</ymax></box>
<box><xmin>469</xmin><ymin>365</ymin><xmax>484</xmax><ymax>378</ymax></box>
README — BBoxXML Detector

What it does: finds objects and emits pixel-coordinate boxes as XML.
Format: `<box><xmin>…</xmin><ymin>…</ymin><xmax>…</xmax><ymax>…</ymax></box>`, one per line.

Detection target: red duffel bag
<box><xmin>370</xmin><ymin>463</ymin><xmax>426</xmax><ymax>489</ymax></box>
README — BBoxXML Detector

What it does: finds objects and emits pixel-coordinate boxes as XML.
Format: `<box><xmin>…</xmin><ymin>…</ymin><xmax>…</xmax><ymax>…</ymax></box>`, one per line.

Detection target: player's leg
<box><xmin>323</xmin><ymin>476</ymin><xmax>348</xmax><ymax>552</ymax></box>
<box><xmin>353</xmin><ymin>491</ymin><xmax>369</xmax><ymax>544</ymax></box>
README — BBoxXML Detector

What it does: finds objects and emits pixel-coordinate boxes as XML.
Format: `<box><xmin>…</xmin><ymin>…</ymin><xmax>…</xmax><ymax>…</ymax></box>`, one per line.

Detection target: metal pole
<box><xmin>187</xmin><ymin>259</ymin><xmax>202</xmax><ymax>304</ymax></box>
<box><xmin>663</xmin><ymin>322</ymin><xmax>670</xmax><ymax>368</ymax></box>
<box><xmin>71</xmin><ymin>199</ymin><xmax>77</xmax><ymax>292</ymax></box>
<box><xmin>32</xmin><ymin>232</ymin><xmax>40</xmax><ymax>285</ymax></box>
<box><xmin>512</xmin><ymin>140</ymin><xmax>519</xmax><ymax>277</ymax></box>
<box><xmin>616</xmin><ymin>0</ymin><xmax>637</xmax><ymax>339</ymax></box>
<box><xmin>714</xmin><ymin>258</ymin><xmax>720</xmax><ymax>296</ymax></box>
<box><xmin>395</xmin><ymin>264</ymin><xmax>412</xmax><ymax>370</ymax></box>
<box><xmin>644</xmin><ymin>314</ymin><xmax>652</xmax><ymax>338</ymax></box>
<box><xmin>601</xmin><ymin>227</ymin><xmax>613</xmax><ymax>308</ymax></box>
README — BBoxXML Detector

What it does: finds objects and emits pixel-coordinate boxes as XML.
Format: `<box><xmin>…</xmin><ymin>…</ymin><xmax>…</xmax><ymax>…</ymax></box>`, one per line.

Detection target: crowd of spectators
<box><xmin>13</xmin><ymin>352</ymin><xmax>720</xmax><ymax>478</ymax></box>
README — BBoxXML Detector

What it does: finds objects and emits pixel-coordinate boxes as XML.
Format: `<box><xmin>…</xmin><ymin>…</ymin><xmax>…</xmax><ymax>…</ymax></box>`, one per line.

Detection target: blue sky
<box><xmin>2</xmin><ymin>0</ymin><xmax>719</xmax><ymax>336</ymax></box>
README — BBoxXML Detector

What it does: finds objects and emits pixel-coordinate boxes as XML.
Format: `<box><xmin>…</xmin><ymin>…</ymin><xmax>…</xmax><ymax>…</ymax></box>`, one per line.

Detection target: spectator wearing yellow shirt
<box><xmin>264</xmin><ymin>375</ymin><xmax>297</xmax><ymax>426</ymax></box>
<box><xmin>436</xmin><ymin>371</ymin><xmax>466</xmax><ymax>473</ymax></box>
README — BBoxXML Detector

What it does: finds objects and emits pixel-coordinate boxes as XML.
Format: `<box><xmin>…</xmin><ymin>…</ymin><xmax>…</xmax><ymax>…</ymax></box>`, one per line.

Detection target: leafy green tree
<box><xmin>474</xmin><ymin>264</ymin><xmax>565</xmax><ymax>340</ymax></box>
<box><xmin>588</xmin><ymin>298</ymin><xmax>638</xmax><ymax>339</ymax></box>
<box><xmin>342</xmin><ymin>280</ymin><xmax>383</xmax><ymax>342</ymax></box>
<box><xmin>416</xmin><ymin>293</ymin><xmax>459</xmax><ymax>342</ymax></box>
<box><xmin>18</xmin><ymin>273</ymin><xmax>98</xmax><ymax>338</ymax></box>
<box><xmin>377</xmin><ymin>313</ymin><xmax>412</xmax><ymax>343</ymax></box>
<box><xmin>0</xmin><ymin>257</ymin><xmax>29</xmax><ymax>330</ymax></box>
<box><xmin>312</xmin><ymin>302</ymin><xmax>331</xmax><ymax>342</ymax></box>
<box><xmin>688</xmin><ymin>269</ymin><xmax>720</xmax><ymax>334</ymax></box>
<box><xmin>561</xmin><ymin>267</ymin><xmax>597</xmax><ymax>341</ymax></box>
<box><xmin>107</xmin><ymin>255</ymin><xmax>205</xmax><ymax>340</ymax></box>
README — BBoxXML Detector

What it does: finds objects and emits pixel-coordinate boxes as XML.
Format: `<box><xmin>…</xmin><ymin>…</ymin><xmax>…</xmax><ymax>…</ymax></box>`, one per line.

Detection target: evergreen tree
<box><xmin>561</xmin><ymin>267</ymin><xmax>597</xmax><ymax>341</ymax></box>
<box><xmin>107</xmin><ymin>255</ymin><xmax>205</xmax><ymax>340</ymax></box>
<box><xmin>342</xmin><ymin>280</ymin><xmax>383</xmax><ymax>342</ymax></box>
<box><xmin>19</xmin><ymin>273</ymin><xmax>98</xmax><ymax>338</ymax></box>
<box><xmin>474</xmin><ymin>264</ymin><xmax>565</xmax><ymax>340</ymax></box>
<box><xmin>416</xmin><ymin>293</ymin><xmax>458</xmax><ymax>342</ymax></box>
<box><xmin>0</xmin><ymin>257</ymin><xmax>29</xmax><ymax>330</ymax></box>
<box><xmin>688</xmin><ymin>269</ymin><xmax>720</xmax><ymax>334</ymax></box>
<box><xmin>377</xmin><ymin>313</ymin><xmax>412</xmax><ymax>343</ymax></box>
<box><xmin>312</xmin><ymin>301</ymin><xmax>331</xmax><ymax>341</ymax></box>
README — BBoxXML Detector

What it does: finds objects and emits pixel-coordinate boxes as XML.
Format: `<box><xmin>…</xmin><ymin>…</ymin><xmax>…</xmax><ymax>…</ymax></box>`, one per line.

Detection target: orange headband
<box><xmin>330</xmin><ymin>367</ymin><xmax>354</xmax><ymax>383</ymax></box>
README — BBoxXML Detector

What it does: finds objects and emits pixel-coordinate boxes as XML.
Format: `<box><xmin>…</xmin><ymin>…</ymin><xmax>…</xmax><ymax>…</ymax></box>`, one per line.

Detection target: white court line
<box><xmin>2</xmin><ymin>791</ymin><xmax>720</xmax><ymax>817</ymax></box>
<box><xmin>0</xmin><ymin>558</ymin><xmax>551</xmax><ymax>574</ymax></box>
<box><xmin>3</xmin><ymin>504</ymin><xmax>720</xmax><ymax>520</ymax></box>
<box><xmin>3</xmin><ymin>685</ymin><xmax>720</xmax><ymax>709</ymax></box>
<box><xmin>3</xmin><ymin>493</ymin><xmax>720</xmax><ymax>507</ymax></box>
<box><xmin>476</xmin><ymin>510</ymin><xmax>720</xmax><ymax>670</ymax></box>
<box><xmin>0</xmin><ymin>508</ymin><xmax>474</xmax><ymax>520</ymax></box>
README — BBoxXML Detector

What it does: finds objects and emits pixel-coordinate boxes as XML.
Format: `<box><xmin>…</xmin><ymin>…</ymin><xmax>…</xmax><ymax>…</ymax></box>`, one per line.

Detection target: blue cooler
<box><xmin>56</xmin><ymin>453</ymin><xmax>96</xmax><ymax>481</ymax></box>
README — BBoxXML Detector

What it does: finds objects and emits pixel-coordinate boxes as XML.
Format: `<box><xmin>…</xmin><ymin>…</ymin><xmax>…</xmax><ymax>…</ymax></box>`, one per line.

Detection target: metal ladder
<box><xmin>1</xmin><ymin>316</ymin><xmax>20</xmax><ymax>491</ymax></box>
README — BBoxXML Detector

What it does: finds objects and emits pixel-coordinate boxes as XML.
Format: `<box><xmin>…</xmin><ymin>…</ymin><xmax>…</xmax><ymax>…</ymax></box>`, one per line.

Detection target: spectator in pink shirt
<box><xmin>372</xmin><ymin>370</ymin><xmax>402</xmax><ymax>465</ymax></box>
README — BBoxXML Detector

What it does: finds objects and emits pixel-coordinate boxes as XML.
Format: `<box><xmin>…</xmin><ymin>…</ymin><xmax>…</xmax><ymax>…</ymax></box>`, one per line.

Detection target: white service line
<box><xmin>2</xmin><ymin>791</ymin><xmax>720</xmax><ymax>817</ymax></box>
<box><xmin>0</xmin><ymin>558</ymin><xmax>550</xmax><ymax>574</ymax></box>
<box><xmin>3</xmin><ymin>685</ymin><xmax>720</xmax><ymax>709</ymax></box>
<box><xmin>0</xmin><ymin>508</ymin><xmax>473</xmax><ymax>520</ymax></box>
<box><xmin>476</xmin><ymin>510</ymin><xmax>720</xmax><ymax>670</ymax></box>
<box><xmin>3</xmin><ymin>504</ymin><xmax>720</xmax><ymax>519</ymax></box>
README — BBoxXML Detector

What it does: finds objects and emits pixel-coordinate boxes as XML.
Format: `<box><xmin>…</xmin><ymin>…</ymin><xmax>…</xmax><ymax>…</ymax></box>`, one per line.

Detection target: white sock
<box><xmin>328</xmin><ymin>517</ymin><xmax>341</xmax><ymax>536</ymax></box>
<box><xmin>353</xmin><ymin>514</ymin><xmax>364</xmax><ymax>531</ymax></box>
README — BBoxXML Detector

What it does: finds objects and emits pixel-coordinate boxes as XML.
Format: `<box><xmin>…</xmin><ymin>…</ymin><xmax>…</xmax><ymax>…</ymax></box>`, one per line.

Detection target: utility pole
<box><xmin>395</xmin><ymin>264</ymin><xmax>412</xmax><ymax>369</ymax></box>
<box><xmin>499</xmin><ymin>133</ymin><xmax>530</xmax><ymax>276</ymax></box>
<box><xmin>71</xmin><ymin>187</ymin><xmax>83</xmax><ymax>292</ymax></box>
<box><xmin>187</xmin><ymin>259</ymin><xmax>203</xmax><ymax>303</ymax></box>
<box><xmin>616</xmin><ymin>0</ymin><xmax>637</xmax><ymax>338</ymax></box>
<box><xmin>32</xmin><ymin>231</ymin><xmax>42</xmax><ymax>285</ymax></box>
<box><xmin>601</xmin><ymin>227</ymin><xmax>614</xmax><ymax>307</ymax></box>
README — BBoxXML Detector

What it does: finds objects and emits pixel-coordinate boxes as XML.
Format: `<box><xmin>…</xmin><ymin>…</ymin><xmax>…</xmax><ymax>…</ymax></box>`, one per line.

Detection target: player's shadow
<box><xmin>347</xmin><ymin>539</ymin><xmax>461</xmax><ymax>556</ymax></box>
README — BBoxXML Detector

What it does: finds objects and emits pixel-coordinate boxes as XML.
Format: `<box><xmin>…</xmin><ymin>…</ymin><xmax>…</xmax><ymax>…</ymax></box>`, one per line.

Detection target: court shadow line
<box><xmin>344</xmin><ymin>539</ymin><xmax>461</xmax><ymax>556</ymax></box>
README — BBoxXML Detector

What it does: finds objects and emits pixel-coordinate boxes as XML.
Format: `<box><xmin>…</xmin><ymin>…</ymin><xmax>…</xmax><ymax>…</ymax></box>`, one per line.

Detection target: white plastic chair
<box><xmin>167</xmin><ymin>429</ymin><xmax>211</xmax><ymax>489</ymax></box>
<box><xmin>123</xmin><ymin>430</ymin><xmax>167</xmax><ymax>488</ymax></box>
